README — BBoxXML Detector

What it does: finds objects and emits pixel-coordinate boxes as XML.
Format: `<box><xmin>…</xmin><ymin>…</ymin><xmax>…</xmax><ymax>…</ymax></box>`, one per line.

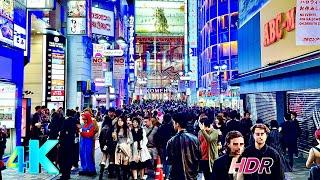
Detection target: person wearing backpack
<box><xmin>306</xmin><ymin>129</ymin><xmax>320</xmax><ymax>180</ymax></box>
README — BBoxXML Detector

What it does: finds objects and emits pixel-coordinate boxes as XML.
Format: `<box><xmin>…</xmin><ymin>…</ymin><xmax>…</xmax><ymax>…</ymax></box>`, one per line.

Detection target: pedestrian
<box><xmin>290</xmin><ymin>111</ymin><xmax>302</xmax><ymax>158</ymax></box>
<box><xmin>30</xmin><ymin>106</ymin><xmax>42</xmax><ymax>140</ymax></box>
<box><xmin>267</xmin><ymin>120</ymin><xmax>292</xmax><ymax>172</ymax></box>
<box><xmin>306</xmin><ymin>129</ymin><xmax>320</xmax><ymax>180</ymax></box>
<box><xmin>212</xmin><ymin>131</ymin><xmax>245</xmax><ymax>180</ymax></box>
<box><xmin>0</xmin><ymin>125</ymin><xmax>7</xmax><ymax>171</ymax></box>
<box><xmin>239</xmin><ymin>111</ymin><xmax>253</xmax><ymax>147</ymax></box>
<box><xmin>237</xmin><ymin>124</ymin><xmax>285</xmax><ymax>180</ymax></box>
<box><xmin>166</xmin><ymin>112</ymin><xmax>201</xmax><ymax>180</ymax></box>
<box><xmin>58</xmin><ymin>109</ymin><xmax>78</xmax><ymax>180</ymax></box>
<box><xmin>114</xmin><ymin>116</ymin><xmax>133</xmax><ymax>180</ymax></box>
<box><xmin>198</xmin><ymin>117</ymin><xmax>219</xmax><ymax>180</ymax></box>
<box><xmin>155</xmin><ymin>113</ymin><xmax>175</xmax><ymax>178</ymax></box>
<box><xmin>280</xmin><ymin>113</ymin><xmax>299</xmax><ymax>169</ymax></box>
<box><xmin>143</xmin><ymin>113</ymin><xmax>159</xmax><ymax>171</ymax></box>
<box><xmin>98</xmin><ymin>115</ymin><xmax>116</xmax><ymax>179</ymax></box>
<box><xmin>130</xmin><ymin>117</ymin><xmax>151</xmax><ymax>180</ymax></box>
<box><xmin>79</xmin><ymin>112</ymin><xmax>97</xmax><ymax>176</ymax></box>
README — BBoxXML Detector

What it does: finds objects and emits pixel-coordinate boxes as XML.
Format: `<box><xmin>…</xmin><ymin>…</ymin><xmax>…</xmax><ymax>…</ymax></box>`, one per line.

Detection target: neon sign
<box><xmin>129</xmin><ymin>16</ymin><xmax>135</xmax><ymax>70</ymax></box>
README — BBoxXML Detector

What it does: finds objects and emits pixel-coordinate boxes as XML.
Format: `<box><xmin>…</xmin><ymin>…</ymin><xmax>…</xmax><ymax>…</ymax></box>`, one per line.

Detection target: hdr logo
<box><xmin>7</xmin><ymin>140</ymin><xmax>59</xmax><ymax>174</ymax></box>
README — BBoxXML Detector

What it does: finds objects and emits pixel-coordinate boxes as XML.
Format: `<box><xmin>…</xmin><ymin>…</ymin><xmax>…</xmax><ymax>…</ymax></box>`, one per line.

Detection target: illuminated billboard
<box><xmin>135</xmin><ymin>0</ymin><xmax>185</xmax><ymax>36</ymax></box>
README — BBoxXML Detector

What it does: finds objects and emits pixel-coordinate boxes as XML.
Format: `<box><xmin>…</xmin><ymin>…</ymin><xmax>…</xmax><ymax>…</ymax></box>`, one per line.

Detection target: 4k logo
<box><xmin>7</xmin><ymin>140</ymin><xmax>59</xmax><ymax>174</ymax></box>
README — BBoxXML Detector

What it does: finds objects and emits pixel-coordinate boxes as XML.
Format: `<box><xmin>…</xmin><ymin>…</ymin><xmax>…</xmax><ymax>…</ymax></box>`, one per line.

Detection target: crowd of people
<box><xmin>25</xmin><ymin>100</ymin><xmax>320</xmax><ymax>180</ymax></box>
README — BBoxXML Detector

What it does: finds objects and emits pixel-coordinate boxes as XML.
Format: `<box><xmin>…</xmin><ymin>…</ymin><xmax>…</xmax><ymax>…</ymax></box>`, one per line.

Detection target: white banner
<box><xmin>92</xmin><ymin>7</ymin><xmax>114</xmax><ymax>37</ymax></box>
<box><xmin>103</xmin><ymin>49</ymin><xmax>124</xmax><ymax>57</ymax></box>
<box><xmin>67</xmin><ymin>18</ymin><xmax>86</xmax><ymax>34</ymax></box>
<box><xmin>296</xmin><ymin>0</ymin><xmax>320</xmax><ymax>45</ymax></box>
<box><xmin>113</xmin><ymin>57</ymin><xmax>125</xmax><ymax>79</ymax></box>
<box><xmin>14</xmin><ymin>24</ymin><xmax>26</xmax><ymax>50</ymax></box>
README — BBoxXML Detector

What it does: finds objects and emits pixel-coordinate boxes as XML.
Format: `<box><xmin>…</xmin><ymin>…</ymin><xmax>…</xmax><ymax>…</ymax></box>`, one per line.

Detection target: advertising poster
<box><xmin>239</xmin><ymin>0</ymin><xmax>270</xmax><ymax>28</ymax></box>
<box><xmin>135</xmin><ymin>0</ymin><xmax>185</xmax><ymax>36</ymax></box>
<box><xmin>91</xmin><ymin>7</ymin><xmax>114</xmax><ymax>37</ymax></box>
<box><xmin>14</xmin><ymin>0</ymin><xmax>27</xmax><ymax>28</ymax></box>
<box><xmin>68</xmin><ymin>0</ymin><xmax>86</xmax><ymax>17</ymax></box>
<box><xmin>13</xmin><ymin>24</ymin><xmax>26</xmax><ymax>49</ymax></box>
<box><xmin>296</xmin><ymin>0</ymin><xmax>320</xmax><ymax>45</ymax></box>
<box><xmin>26</xmin><ymin>0</ymin><xmax>55</xmax><ymax>9</ymax></box>
<box><xmin>0</xmin><ymin>83</ymin><xmax>16</xmax><ymax>128</ymax></box>
<box><xmin>0</xmin><ymin>0</ymin><xmax>14</xmax><ymax>20</ymax></box>
<box><xmin>67</xmin><ymin>18</ymin><xmax>86</xmax><ymax>34</ymax></box>
<box><xmin>0</xmin><ymin>16</ymin><xmax>13</xmax><ymax>45</ymax></box>
<box><xmin>113</xmin><ymin>57</ymin><xmax>125</xmax><ymax>79</ymax></box>
<box><xmin>46</xmin><ymin>35</ymin><xmax>66</xmax><ymax>106</ymax></box>
<box><xmin>92</xmin><ymin>58</ymin><xmax>104</xmax><ymax>82</ymax></box>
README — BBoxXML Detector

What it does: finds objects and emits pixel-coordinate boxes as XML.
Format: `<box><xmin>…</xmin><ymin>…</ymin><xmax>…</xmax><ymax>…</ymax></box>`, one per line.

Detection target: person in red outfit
<box><xmin>78</xmin><ymin>113</ymin><xmax>97</xmax><ymax>176</ymax></box>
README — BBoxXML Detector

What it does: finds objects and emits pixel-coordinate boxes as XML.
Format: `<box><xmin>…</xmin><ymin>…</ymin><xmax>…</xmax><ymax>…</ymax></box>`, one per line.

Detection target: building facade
<box><xmin>198</xmin><ymin>0</ymin><xmax>239</xmax><ymax>108</ymax></box>
<box><xmin>231</xmin><ymin>0</ymin><xmax>320</xmax><ymax>152</ymax></box>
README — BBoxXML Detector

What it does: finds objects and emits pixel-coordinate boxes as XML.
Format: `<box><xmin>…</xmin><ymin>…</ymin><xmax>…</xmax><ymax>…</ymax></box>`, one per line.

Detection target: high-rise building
<box><xmin>198</xmin><ymin>0</ymin><xmax>239</xmax><ymax>108</ymax></box>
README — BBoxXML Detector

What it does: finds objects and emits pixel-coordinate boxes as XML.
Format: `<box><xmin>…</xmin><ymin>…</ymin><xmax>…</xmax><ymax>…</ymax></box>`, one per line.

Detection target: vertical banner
<box><xmin>113</xmin><ymin>57</ymin><xmax>125</xmax><ymax>79</ymax></box>
<box><xmin>45</xmin><ymin>35</ymin><xmax>66</xmax><ymax>109</ymax></box>
<box><xmin>296</xmin><ymin>0</ymin><xmax>320</xmax><ymax>45</ymax></box>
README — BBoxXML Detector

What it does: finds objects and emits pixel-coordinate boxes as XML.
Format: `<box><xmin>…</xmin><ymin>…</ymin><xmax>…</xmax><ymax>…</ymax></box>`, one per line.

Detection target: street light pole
<box><xmin>219</xmin><ymin>70</ymin><xmax>222</xmax><ymax>111</ymax></box>
<box><xmin>215</xmin><ymin>64</ymin><xmax>227</xmax><ymax>111</ymax></box>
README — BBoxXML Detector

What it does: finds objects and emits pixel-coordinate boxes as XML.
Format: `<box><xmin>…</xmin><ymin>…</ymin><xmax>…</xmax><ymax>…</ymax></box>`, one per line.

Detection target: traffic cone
<box><xmin>154</xmin><ymin>156</ymin><xmax>164</xmax><ymax>180</ymax></box>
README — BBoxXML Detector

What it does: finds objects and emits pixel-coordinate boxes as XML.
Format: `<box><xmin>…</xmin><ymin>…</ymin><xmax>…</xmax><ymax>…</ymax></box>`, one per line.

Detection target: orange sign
<box><xmin>264</xmin><ymin>7</ymin><xmax>296</xmax><ymax>47</ymax></box>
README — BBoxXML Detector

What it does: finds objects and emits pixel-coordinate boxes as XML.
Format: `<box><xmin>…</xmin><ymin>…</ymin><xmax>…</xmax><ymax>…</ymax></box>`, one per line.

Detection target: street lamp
<box><xmin>214</xmin><ymin>64</ymin><xmax>227</xmax><ymax>111</ymax></box>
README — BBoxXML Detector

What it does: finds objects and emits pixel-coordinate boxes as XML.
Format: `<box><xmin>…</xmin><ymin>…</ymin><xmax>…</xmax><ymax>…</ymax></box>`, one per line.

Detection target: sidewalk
<box><xmin>2</xmin><ymin>145</ymin><xmax>311</xmax><ymax>180</ymax></box>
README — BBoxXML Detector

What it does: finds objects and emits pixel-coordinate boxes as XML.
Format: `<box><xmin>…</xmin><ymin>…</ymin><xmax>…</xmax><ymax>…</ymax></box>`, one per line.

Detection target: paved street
<box><xmin>2</xmin><ymin>143</ymin><xmax>311</xmax><ymax>180</ymax></box>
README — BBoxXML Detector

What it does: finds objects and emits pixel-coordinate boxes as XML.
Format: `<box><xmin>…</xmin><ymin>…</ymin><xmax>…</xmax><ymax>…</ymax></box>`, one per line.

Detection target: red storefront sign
<box><xmin>264</xmin><ymin>7</ymin><xmax>296</xmax><ymax>47</ymax></box>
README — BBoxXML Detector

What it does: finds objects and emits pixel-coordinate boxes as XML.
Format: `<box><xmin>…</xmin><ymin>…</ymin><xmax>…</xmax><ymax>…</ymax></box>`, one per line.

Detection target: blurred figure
<box><xmin>212</xmin><ymin>131</ymin><xmax>244</xmax><ymax>180</ymax></box>
<box><xmin>306</xmin><ymin>129</ymin><xmax>320</xmax><ymax>180</ymax></box>
<box><xmin>143</xmin><ymin>114</ymin><xmax>159</xmax><ymax>171</ymax></box>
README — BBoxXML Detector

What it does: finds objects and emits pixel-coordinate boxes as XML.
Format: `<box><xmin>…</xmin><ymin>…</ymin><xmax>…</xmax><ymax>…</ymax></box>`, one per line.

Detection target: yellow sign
<box><xmin>260</xmin><ymin>0</ymin><xmax>320</xmax><ymax>67</ymax></box>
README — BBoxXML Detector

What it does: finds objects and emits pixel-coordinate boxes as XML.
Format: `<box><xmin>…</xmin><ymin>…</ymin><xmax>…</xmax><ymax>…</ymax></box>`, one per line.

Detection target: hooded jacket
<box><xmin>80</xmin><ymin>113</ymin><xmax>95</xmax><ymax>138</ymax></box>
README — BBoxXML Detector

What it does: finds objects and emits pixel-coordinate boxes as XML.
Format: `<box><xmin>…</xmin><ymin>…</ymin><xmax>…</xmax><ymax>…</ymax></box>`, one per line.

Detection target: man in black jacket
<box><xmin>166</xmin><ymin>112</ymin><xmax>201</xmax><ymax>180</ymax></box>
<box><xmin>237</xmin><ymin>124</ymin><xmax>285</xmax><ymax>180</ymax></box>
<box><xmin>58</xmin><ymin>109</ymin><xmax>78</xmax><ymax>180</ymax></box>
<box><xmin>212</xmin><ymin>131</ymin><xmax>245</xmax><ymax>180</ymax></box>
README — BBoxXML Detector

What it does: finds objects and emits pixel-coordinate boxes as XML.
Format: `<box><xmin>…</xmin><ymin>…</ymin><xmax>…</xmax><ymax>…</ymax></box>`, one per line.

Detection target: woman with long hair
<box><xmin>130</xmin><ymin>117</ymin><xmax>151</xmax><ymax>180</ymax></box>
<box><xmin>114</xmin><ymin>115</ymin><xmax>133</xmax><ymax>180</ymax></box>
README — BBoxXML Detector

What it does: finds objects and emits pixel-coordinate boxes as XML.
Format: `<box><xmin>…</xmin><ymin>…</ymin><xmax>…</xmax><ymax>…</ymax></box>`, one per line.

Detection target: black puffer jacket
<box><xmin>166</xmin><ymin>130</ymin><xmax>201</xmax><ymax>180</ymax></box>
